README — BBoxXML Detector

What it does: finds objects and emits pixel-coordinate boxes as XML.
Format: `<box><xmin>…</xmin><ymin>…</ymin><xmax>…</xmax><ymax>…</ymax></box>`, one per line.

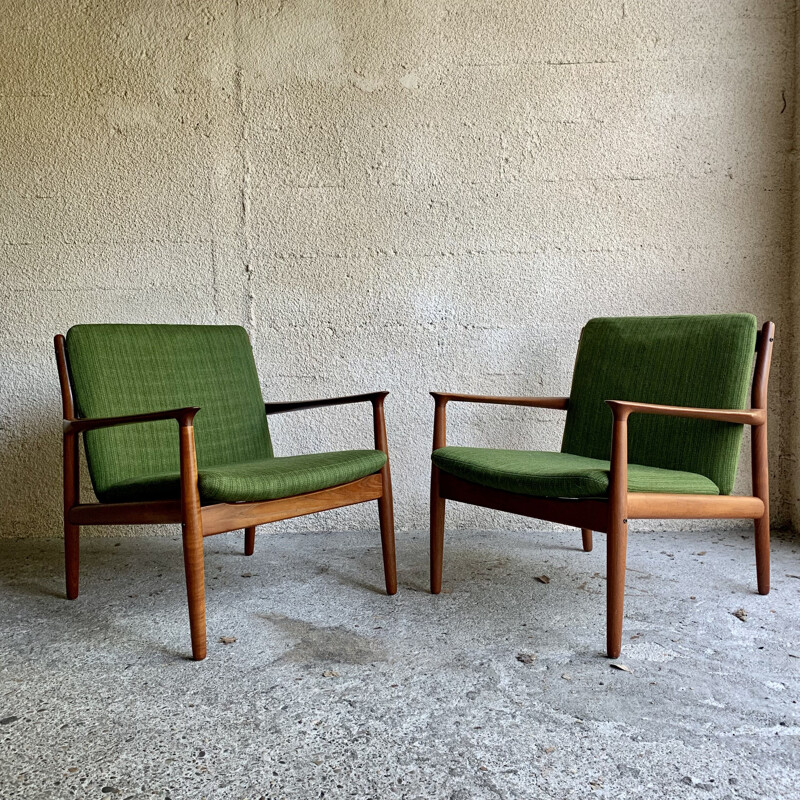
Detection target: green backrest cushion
<box><xmin>561</xmin><ymin>314</ymin><xmax>757</xmax><ymax>495</ymax></box>
<box><xmin>66</xmin><ymin>325</ymin><xmax>273</xmax><ymax>501</ymax></box>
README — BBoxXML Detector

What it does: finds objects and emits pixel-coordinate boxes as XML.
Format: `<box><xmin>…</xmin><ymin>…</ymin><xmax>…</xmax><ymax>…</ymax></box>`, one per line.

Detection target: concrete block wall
<box><xmin>0</xmin><ymin>0</ymin><xmax>795</xmax><ymax>538</ymax></box>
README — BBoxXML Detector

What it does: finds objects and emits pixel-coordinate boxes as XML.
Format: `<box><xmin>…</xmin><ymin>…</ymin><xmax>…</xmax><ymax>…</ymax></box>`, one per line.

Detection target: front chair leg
<box><xmin>244</xmin><ymin>526</ymin><xmax>255</xmax><ymax>556</ymax></box>
<box><xmin>179</xmin><ymin>422</ymin><xmax>206</xmax><ymax>660</ymax></box>
<box><xmin>606</xmin><ymin>517</ymin><xmax>628</xmax><ymax>659</ymax></box>
<box><xmin>182</xmin><ymin>516</ymin><xmax>207</xmax><ymax>660</ymax></box>
<box><xmin>430</xmin><ymin>465</ymin><xmax>445</xmax><ymax>594</ymax></box>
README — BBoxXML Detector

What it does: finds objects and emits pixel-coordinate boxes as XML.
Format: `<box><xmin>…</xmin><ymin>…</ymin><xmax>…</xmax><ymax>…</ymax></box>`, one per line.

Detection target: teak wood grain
<box><xmin>429</xmin><ymin>321</ymin><xmax>776</xmax><ymax>660</ymax></box>
<box><xmin>54</xmin><ymin>334</ymin><xmax>397</xmax><ymax>661</ymax></box>
<box><xmin>201</xmin><ymin>475</ymin><xmax>383</xmax><ymax>535</ymax></box>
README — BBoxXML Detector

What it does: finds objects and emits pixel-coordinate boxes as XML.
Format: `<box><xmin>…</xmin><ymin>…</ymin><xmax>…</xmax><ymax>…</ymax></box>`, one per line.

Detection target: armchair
<box><xmin>429</xmin><ymin>314</ymin><xmax>774</xmax><ymax>658</ymax></box>
<box><xmin>55</xmin><ymin>324</ymin><xmax>396</xmax><ymax>660</ymax></box>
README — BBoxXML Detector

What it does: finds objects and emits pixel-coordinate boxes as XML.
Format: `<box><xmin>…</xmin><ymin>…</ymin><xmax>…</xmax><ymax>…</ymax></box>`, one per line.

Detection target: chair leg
<box><xmin>244</xmin><ymin>526</ymin><xmax>255</xmax><ymax>556</ymax></box>
<box><xmin>65</xmin><ymin>524</ymin><xmax>80</xmax><ymax>600</ymax></box>
<box><xmin>63</xmin><ymin>431</ymin><xmax>80</xmax><ymax>600</ymax></box>
<box><xmin>606</xmin><ymin>517</ymin><xmax>628</xmax><ymax>659</ymax></box>
<box><xmin>751</xmin><ymin>420</ymin><xmax>770</xmax><ymax>595</ymax></box>
<box><xmin>754</xmin><ymin>514</ymin><xmax>770</xmax><ymax>595</ymax></box>
<box><xmin>430</xmin><ymin>465</ymin><xmax>445</xmax><ymax>594</ymax></box>
<box><xmin>581</xmin><ymin>528</ymin><xmax>593</xmax><ymax>552</ymax></box>
<box><xmin>377</xmin><ymin>465</ymin><xmax>397</xmax><ymax>596</ymax></box>
<box><xmin>182</xmin><ymin>515</ymin><xmax>207</xmax><ymax>661</ymax></box>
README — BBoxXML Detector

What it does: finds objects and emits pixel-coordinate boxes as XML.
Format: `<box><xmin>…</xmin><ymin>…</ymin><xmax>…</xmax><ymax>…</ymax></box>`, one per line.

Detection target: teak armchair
<box><xmin>55</xmin><ymin>324</ymin><xmax>396</xmax><ymax>660</ymax></box>
<box><xmin>429</xmin><ymin>314</ymin><xmax>774</xmax><ymax>658</ymax></box>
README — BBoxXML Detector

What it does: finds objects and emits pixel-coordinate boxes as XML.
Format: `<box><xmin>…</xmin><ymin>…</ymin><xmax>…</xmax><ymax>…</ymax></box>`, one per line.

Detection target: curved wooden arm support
<box><xmin>430</xmin><ymin>393</ymin><xmax>568</xmax><ymax>452</ymax></box>
<box><xmin>264</xmin><ymin>391</ymin><xmax>389</xmax><ymax>416</ymax></box>
<box><xmin>606</xmin><ymin>400</ymin><xmax>765</xmax><ymax>427</ymax></box>
<box><xmin>64</xmin><ymin>407</ymin><xmax>200</xmax><ymax>434</ymax></box>
<box><xmin>430</xmin><ymin>392</ymin><xmax>569</xmax><ymax>409</ymax></box>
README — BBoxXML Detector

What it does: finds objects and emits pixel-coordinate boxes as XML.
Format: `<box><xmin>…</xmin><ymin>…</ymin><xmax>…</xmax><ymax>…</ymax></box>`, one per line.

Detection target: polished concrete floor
<box><xmin>0</xmin><ymin>526</ymin><xmax>798</xmax><ymax>799</ymax></box>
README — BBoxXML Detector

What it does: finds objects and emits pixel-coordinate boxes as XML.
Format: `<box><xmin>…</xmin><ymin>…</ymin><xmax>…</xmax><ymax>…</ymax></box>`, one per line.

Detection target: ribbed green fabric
<box><xmin>66</xmin><ymin>324</ymin><xmax>274</xmax><ymax>503</ymax></box>
<box><xmin>99</xmin><ymin>450</ymin><xmax>387</xmax><ymax>504</ymax></box>
<box><xmin>561</xmin><ymin>315</ymin><xmax>757</xmax><ymax>495</ymax></box>
<box><xmin>432</xmin><ymin>447</ymin><xmax>719</xmax><ymax>497</ymax></box>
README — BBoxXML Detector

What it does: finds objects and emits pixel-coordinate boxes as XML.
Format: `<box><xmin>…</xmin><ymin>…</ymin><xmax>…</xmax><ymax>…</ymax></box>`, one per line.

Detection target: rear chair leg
<box><xmin>581</xmin><ymin>528</ymin><xmax>593</xmax><ymax>553</ymax></box>
<box><xmin>244</xmin><ymin>526</ymin><xmax>255</xmax><ymax>556</ymax></box>
<box><xmin>63</xmin><ymin>431</ymin><xmax>80</xmax><ymax>599</ymax></box>
<box><xmin>754</xmin><ymin>515</ymin><xmax>770</xmax><ymax>595</ymax></box>
<box><xmin>751</xmin><ymin>420</ymin><xmax>770</xmax><ymax>595</ymax></box>
<box><xmin>65</xmin><ymin>524</ymin><xmax>80</xmax><ymax>599</ymax></box>
<box><xmin>430</xmin><ymin>466</ymin><xmax>445</xmax><ymax>594</ymax></box>
<box><xmin>606</xmin><ymin>518</ymin><xmax>628</xmax><ymax>659</ymax></box>
<box><xmin>377</xmin><ymin>464</ymin><xmax>397</xmax><ymax>596</ymax></box>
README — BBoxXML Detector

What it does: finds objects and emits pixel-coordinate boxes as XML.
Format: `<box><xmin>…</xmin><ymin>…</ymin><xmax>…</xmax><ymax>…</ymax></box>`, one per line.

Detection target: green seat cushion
<box><xmin>66</xmin><ymin>325</ymin><xmax>274</xmax><ymax>503</ymax></box>
<box><xmin>100</xmin><ymin>450</ymin><xmax>387</xmax><ymax>504</ymax></box>
<box><xmin>432</xmin><ymin>447</ymin><xmax>720</xmax><ymax>498</ymax></box>
<box><xmin>561</xmin><ymin>314</ymin><xmax>757</xmax><ymax>495</ymax></box>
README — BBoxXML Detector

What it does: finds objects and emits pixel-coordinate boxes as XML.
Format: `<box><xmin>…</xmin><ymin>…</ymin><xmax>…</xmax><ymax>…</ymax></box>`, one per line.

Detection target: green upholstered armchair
<box><xmin>429</xmin><ymin>314</ymin><xmax>774</xmax><ymax>658</ymax></box>
<box><xmin>55</xmin><ymin>324</ymin><xmax>396</xmax><ymax>660</ymax></box>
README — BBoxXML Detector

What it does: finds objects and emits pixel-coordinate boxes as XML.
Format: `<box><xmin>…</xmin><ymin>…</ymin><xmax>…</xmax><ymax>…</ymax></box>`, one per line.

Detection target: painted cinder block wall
<box><xmin>0</xmin><ymin>0</ymin><xmax>796</xmax><ymax>538</ymax></box>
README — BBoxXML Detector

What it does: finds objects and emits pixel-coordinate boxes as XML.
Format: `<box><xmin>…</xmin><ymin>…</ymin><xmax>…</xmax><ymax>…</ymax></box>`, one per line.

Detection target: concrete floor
<box><xmin>0</xmin><ymin>527</ymin><xmax>798</xmax><ymax>800</ymax></box>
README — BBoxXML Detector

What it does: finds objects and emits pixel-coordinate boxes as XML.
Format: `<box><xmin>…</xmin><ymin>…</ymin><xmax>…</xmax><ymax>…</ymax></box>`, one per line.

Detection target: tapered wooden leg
<box><xmin>430</xmin><ymin>465</ymin><xmax>445</xmax><ymax>594</ymax></box>
<box><xmin>754</xmin><ymin>515</ymin><xmax>770</xmax><ymax>595</ymax></box>
<box><xmin>606</xmin><ymin>518</ymin><xmax>628</xmax><ymax>659</ymax></box>
<box><xmin>179</xmin><ymin>423</ymin><xmax>206</xmax><ymax>661</ymax></box>
<box><xmin>752</xmin><ymin>420</ymin><xmax>770</xmax><ymax>595</ymax></box>
<box><xmin>581</xmin><ymin>528</ymin><xmax>593</xmax><ymax>552</ymax></box>
<box><xmin>377</xmin><ymin>464</ymin><xmax>397</xmax><ymax>596</ymax></box>
<box><xmin>182</xmin><ymin>518</ymin><xmax>206</xmax><ymax>660</ymax></box>
<box><xmin>65</xmin><ymin>524</ymin><xmax>80</xmax><ymax>600</ymax></box>
<box><xmin>63</xmin><ymin>431</ymin><xmax>80</xmax><ymax>600</ymax></box>
<box><xmin>244</xmin><ymin>526</ymin><xmax>255</xmax><ymax>556</ymax></box>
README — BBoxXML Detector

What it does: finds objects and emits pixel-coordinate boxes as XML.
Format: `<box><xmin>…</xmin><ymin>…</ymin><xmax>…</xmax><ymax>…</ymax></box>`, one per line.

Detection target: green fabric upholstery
<box><xmin>432</xmin><ymin>447</ymin><xmax>720</xmax><ymax>498</ymax></box>
<box><xmin>561</xmin><ymin>314</ymin><xmax>757</xmax><ymax>495</ymax></box>
<box><xmin>66</xmin><ymin>324</ymin><xmax>385</xmax><ymax>505</ymax></box>
<box><xmin>100</xmin><ymin>450</ymin><xmax>388</xmax><ymax>504</ymax></box>
<box><xmin>67</xmin><ymin>324</ymin><xmax>273</xmax><ymax>502</ymax></box>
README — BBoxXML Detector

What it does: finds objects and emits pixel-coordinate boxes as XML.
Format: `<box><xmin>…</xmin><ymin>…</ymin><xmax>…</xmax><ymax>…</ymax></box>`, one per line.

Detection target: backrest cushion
<box><xmin>561</xmin><ymin>314</ymin><xmax>757</xmax><ymax>494</ymax></box>
<box><xmin>66</xmin><ymin>325</ymin><xmax>272</xmax><ymax>501</ymax></box>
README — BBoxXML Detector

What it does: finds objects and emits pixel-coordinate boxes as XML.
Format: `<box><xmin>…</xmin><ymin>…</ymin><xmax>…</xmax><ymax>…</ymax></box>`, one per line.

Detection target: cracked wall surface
<box><xmin>0</xmin><ymin>0</ymin><xmax>796</xmax><ymax>538</ymax></box>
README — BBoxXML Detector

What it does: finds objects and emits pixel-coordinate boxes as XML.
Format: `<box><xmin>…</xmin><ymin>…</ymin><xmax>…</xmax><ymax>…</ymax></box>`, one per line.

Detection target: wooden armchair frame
<box><xmin>55</xmin><ymin>335</ymin><xmax>396</xmax><ymax>661</ymax></box>
<box><xmin>430</xmin><ymin>322</ymin><xmax>774</xmax><ymax>658</ymax></box>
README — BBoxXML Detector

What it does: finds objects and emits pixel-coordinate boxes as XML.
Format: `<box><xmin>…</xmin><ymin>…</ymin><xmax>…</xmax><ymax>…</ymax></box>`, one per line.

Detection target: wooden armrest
<box><xmin>65</xmin><ymin>407</ymin><xmax>200</xmax><ymax>434</ymax></box>
<box><xmin>606</xmin><ymin>400</ymin><xmax>765</xmax><ymax>426</ymax></box>
<box><xmin>264</xmin><ymin>391</ymin><xmax>389</xmax><ymax>416</ymax></box>
<box><xmin>431</xmin><ymin>392</ymin><xmax>569</xmax><ymax>410</ymax></box>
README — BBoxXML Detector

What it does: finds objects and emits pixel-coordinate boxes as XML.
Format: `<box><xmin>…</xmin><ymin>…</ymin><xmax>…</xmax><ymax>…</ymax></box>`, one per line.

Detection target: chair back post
<box><xmin>54</xmin><ymin>335</ymin><xmax>79</xmax><ymax>503</ymax></box>
<box><xmin>752</xmin><ymin>321</ymin><xmax>775</xmax><ymax>411</ymax></box>
<box><xmin>55</xmin><ymin>334</ymin><xmax>81</xmax><ymax>599</ymax></box>
<box><xmin>54</xmin><ymin>335</ymin><xmax>75</xmax><ymax>421</ymax></box>
<box><xmin>750</xmin><ymin>322</ymin><xmax>774</xmax><ymax>595</ymax></box>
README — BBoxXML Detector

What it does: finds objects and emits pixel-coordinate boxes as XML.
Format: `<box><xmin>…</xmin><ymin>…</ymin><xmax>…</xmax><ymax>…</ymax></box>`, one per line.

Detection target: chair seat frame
<box><xmin>429</xmin><ymin>322</ymin><xmax>774</xmax><ymax>658</ymax></box>
<box><xmin>55</xmin><ymin>335</ymin><xmax>396</xmax><ymax>661</ymax></box>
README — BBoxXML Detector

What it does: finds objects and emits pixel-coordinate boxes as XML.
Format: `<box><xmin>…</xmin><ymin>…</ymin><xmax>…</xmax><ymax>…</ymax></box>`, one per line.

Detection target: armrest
<box><xmin>606</xmin><ymin>400</ymin><xmax>765</xmax><ymax>426</ymax></box>
<box><xmin>430</xmin><ymin>393</ymin><xmax>568</xmax><ymax>450</ymax></box>
<box><xmin>431</xmin><ymin>392</ymin><xmax>569</xmax><ymax>410</ymax></box>
<box><xmin>265</xmin><ymin>392</ymin><xmax>391</xmax><ymax>457</ymax></box>
<box><xmin>64</xmin><ymin>407</ymin><xmax>200</xmax><ymax>434</ymax></box>
<box><xmin>264</xmin><ymin>391</ymin><xmax>388</xmax><ymax>416</ymax></box>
